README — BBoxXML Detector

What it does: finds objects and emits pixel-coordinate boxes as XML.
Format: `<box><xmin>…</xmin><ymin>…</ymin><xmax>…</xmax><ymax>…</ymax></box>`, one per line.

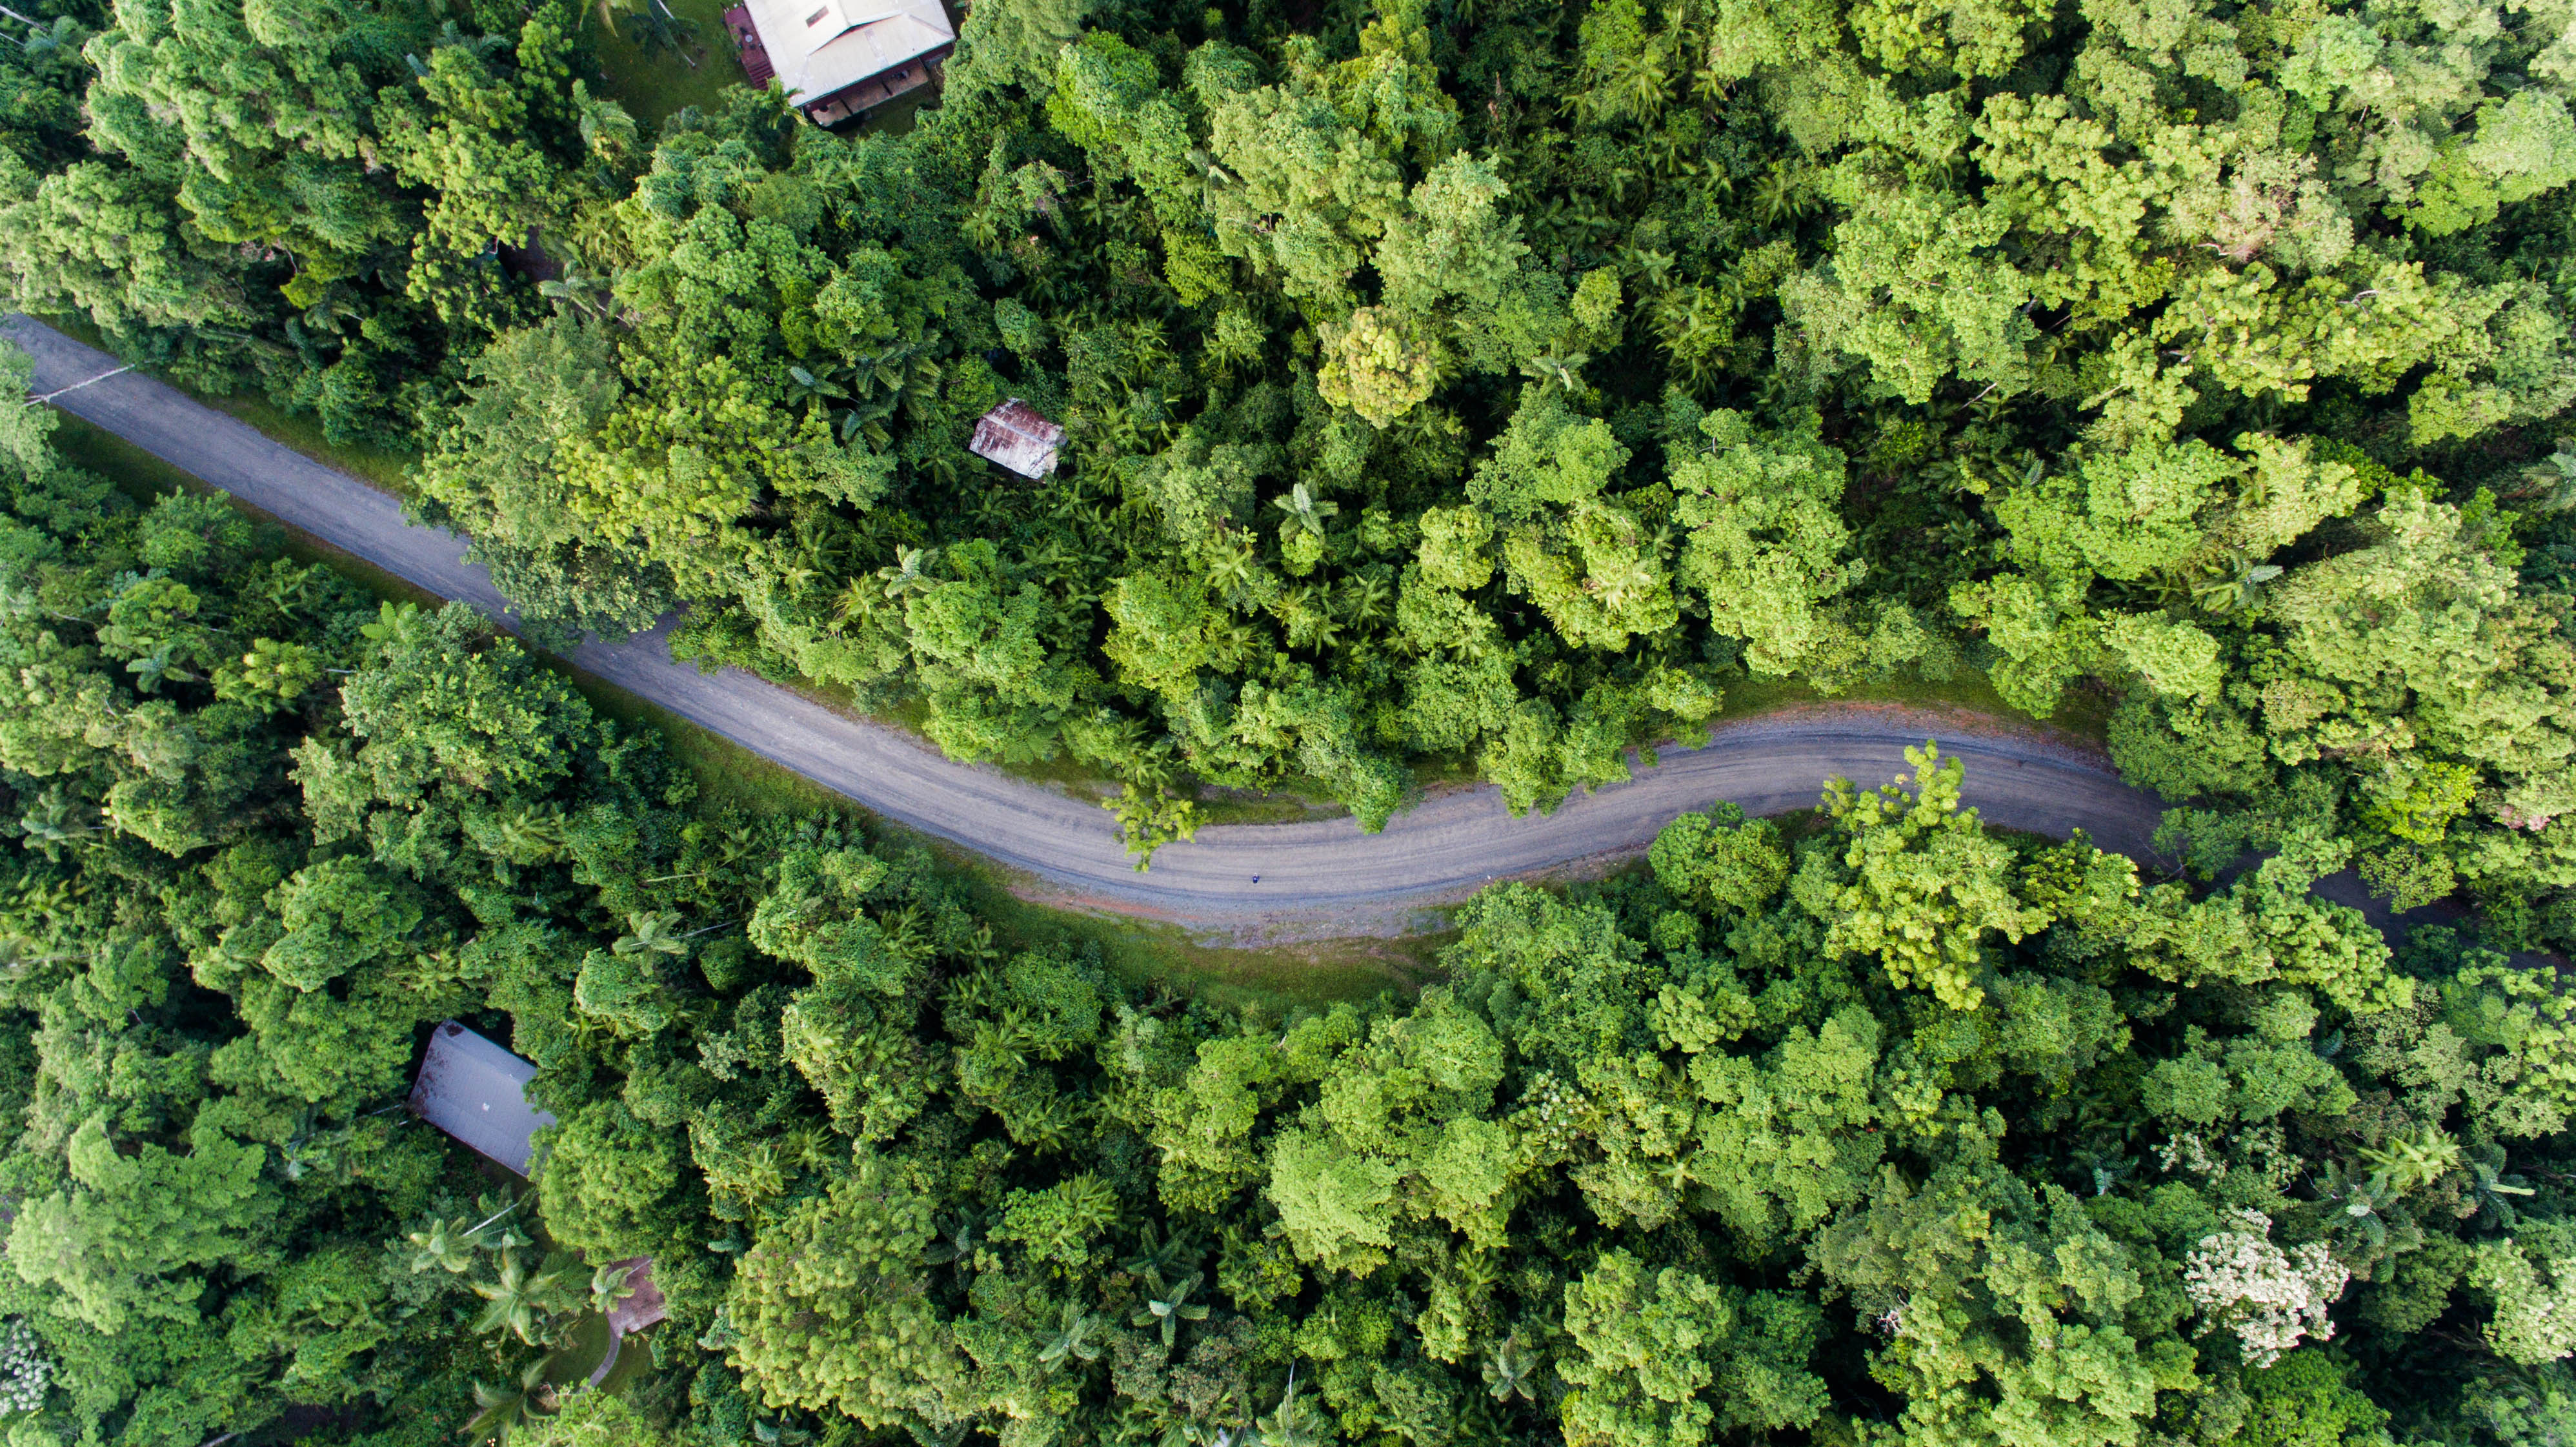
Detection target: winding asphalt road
<box><xmin>0</xmin><ymin>314</ymin><xmax>2238</xmax><ymax>940</ymax></box>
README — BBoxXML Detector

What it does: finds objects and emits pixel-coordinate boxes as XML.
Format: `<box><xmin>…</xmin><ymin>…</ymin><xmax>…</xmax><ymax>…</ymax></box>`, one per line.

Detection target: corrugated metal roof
<box><xmin>970</xmin><ymin>398</ymin><xmax>1065</xmax><ymax>479</ymax></box>
<box><xmin>738</xmin><ymin>0</ymin><xmax>952</xmax><ymax>107</ymax></box>
<box><xmin>408</xmin><ymin>1021</ymin><xmax>558</xmax><ymax>1177</ymax></box>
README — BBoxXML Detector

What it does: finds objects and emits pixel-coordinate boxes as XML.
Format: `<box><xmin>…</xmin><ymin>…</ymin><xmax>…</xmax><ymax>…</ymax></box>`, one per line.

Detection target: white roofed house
<box><xmin>725</xmin><ymin>0</ymin><xmax>956</xmax><ymax>127</ymax></box>
<box><xmin>408</xmin><ymin>1020</ymin><xmax>557</xmax><ymax>1177</ymax></box>
<box><xmin>409</xmin><ymin>1022</ymin><xmax>668</xmax><ymax>1381</ymax></box>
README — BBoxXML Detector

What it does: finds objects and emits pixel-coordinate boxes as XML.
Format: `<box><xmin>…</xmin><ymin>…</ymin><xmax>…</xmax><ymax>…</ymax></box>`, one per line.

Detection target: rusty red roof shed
<box><xmin>970</xmin><ymin>399</ymin><xmax>1064</xmax><ymax>479</ymax></box>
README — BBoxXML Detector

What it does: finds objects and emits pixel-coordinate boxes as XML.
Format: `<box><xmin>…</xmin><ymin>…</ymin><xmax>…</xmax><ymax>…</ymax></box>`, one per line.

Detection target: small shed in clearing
<box><xmin>970</xmin><ymin>399</ymin><xmax>1065</xmax><ymax>479</ymax></box>
<box><xmin>408</xmin><ymin>1021</ymin><xmax>557</xmax><ymax>1178</ymax></box>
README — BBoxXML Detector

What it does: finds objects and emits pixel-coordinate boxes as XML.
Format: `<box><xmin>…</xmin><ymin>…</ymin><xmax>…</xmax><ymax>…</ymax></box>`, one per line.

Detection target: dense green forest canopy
<box><xmin>3</xmin><ymin>346</ymin><xmax>2576</xmax><ymax>1447</ymax></box>
<box><xmin>4</xmin><ymin>0</ymin><xmax>2575</xmax><ymax>911</ymax></box>
<box><xmin>9</xmin><ymin>0</ymin><xmax>2576</xmax><ymax>1441</ymax></box>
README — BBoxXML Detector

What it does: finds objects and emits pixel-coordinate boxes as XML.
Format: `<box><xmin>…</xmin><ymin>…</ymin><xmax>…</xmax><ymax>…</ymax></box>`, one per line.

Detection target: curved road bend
<box><xmin>8</xmin><ymin>314</ymin><xmax>2417</xmax><ymax>944</ymax></box>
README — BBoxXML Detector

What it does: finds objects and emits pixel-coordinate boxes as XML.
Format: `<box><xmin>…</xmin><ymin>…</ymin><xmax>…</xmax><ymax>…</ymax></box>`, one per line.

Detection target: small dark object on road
<box><xmin>1252</xmin><ymin>876</ymin><xmax>1260</xmax><ymax>883</ymax></box>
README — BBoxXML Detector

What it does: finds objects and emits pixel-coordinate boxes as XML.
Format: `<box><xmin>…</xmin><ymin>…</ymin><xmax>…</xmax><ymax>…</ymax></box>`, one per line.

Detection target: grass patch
<box><xmin>567</xmin><ymin>676</ymin><xmax>1436</xmax><ymax>1010</ymax></box>
<box><xmin>29</xmin><ymin>310</ymin><xmax>419</xmax><ymax>497</ymax></box>
<box><xmin>1716</xmin><ymin>666</ymin><xmax>2118</xmax><ymax>746</ymax></box>
<box><xmin>584</xmin><ymin>0</ymin><xmax>741</xmax><ymax>135</ymax></box>
<box><xmin>599</xmin><ymin>1325</ymin><xmax>659</xmax><ymax>1395</ymax></box>
<box><xmin>565</xmin><ymin>665</ymin><xmax>871</xmax><ymax>821</ymax></box>
<box><xmin>49</xmin><ymin>416</ymin><xmax>446</xmax><ymax>609</ymax></box>
<box><xmin>543</xmin><ymin>1311</ymin><xmax>616</xmax><ymax>1388</ymax></box>
<box><xmin>964</xmin><ymin>875</ymin><xmax>1452</xmax><ymax>1013</ymax></box>
<box><xmin>539</xmin><ymin>640</ymin><xmax>1427</xmax><ymax>1011</ymax></box>
<box><xmin>196</xmin><ymin>392</ymin><xmax>418</xmax><ymax>499</ymax></box>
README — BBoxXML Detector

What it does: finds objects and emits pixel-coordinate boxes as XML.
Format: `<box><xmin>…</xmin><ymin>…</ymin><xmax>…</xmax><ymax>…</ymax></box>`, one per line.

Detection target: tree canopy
<box><xmin>8</xmin><ymin>0</ymin><xmax>2576</xmax><ymax>1436</ymax></box>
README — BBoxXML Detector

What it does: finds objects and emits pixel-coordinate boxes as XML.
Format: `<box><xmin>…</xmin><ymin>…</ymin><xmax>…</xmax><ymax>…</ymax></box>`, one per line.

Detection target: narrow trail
<box><xmin>6</xmin><ymin>315</ymin><xmax>2430</xmax><ymax>945</ymax></box>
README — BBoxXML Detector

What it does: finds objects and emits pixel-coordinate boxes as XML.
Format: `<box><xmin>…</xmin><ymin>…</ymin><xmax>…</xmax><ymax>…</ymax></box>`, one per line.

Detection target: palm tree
<box><xmin>1754</xmin><ymin>163</ymin><xmax>1818</xmax><ymax>226</ymax></box>
<box><xmin>921</xmin><ymin>1211</ymin><xmax>983</xmax><ymax>1277</ymax></box>
<box><xmin>1036</xmin><ymin>1300</ymin><xmax>1105</xmax><ymax>1370</ymax></box>
<box><xmin>1205</xmin><ymin>540</ymin><xmax>1261</xmax><ymax>608</ymax></box>
<box><xmin>2194</xmin><ymin>551</ymin><xmax>2283</xmax><ymax>615</ymax></box>
<box><xmin>785</xmin><ymin>365</ymin><xmax>849</xmax><ymax>418</ymax></box>
<box><xmin>2360</xmin><ymin>1124</ymin><xmax>2464</xmax><ymax>1193</ymax></box>
<box><xmin>537</xmin><ymin>265</ymin><xmax>618</xmax><ymax>322</ymax></box>
<box><xmin>612</xmin><ymin>912</ymin><xmax>689</xmax><ymax>958</ymax></box>
<box><xmin>1482</xmin><ymin>1334</ymin><xmax>1538</xmax><ymax>1403</ymax></box>
<box><xmin>876</xmin><ymin>547</ymin><xmax>941</xmax><ymax>600</ymax></box>
<box><xmin>18</xmin><ymin>791</ymin><xmax>97</xmax><ymax>848</ymax></box>
<box><xmin>587</xmin><ymin>1260</ymin><xmax>638</xmax><ymax>1318</ymax></box>
<box><xmin>0</xmin><ymin>935</ymin><xmax>79</xmax><ymax>979</ymax></box>
<box><xmin>1123</xmin><ymin>1223</ymin><xmax>1201</xmax><ymax>1290</ymax></box>
<box><xmin>2468</xmin><ymin>1142</ymin><xmax>2537</xmax><ymax>1227</ymax></box>
<box><xmin>407</xmin><ymin>1217</ymin><xmax>477</xmax><ymax>1275</ymax></box>
<box><xmin>1519</xmin><ymin>351</ymin><xmax>1589</xmax><ymax>394</ymax></box>
<box><xmin>2313</xmin><ymin>1162</ymin><xmax>2400</xmax><ymax>1255</ymax></box>
<box><xmin>463</xmin><ymin>1359</ymin><xmax>556</xmax><ymax>1445</ymax></box>
<box><xmin>1131</xmin><ymin>1271</ymin><xmax>1211</xmax><ymax>1351</ymax></box>
<box><xmin>478</xmin><ymin>807</ymin><xmax>565</xmax><ymax>864</ymax></box>
<box><xmin>473</xmin><ymin>1251</ymin><xmax>577</xmax><ymax>1347</ymax></box>
<box><xmin>1273</xmin><ymin>484</ymin><xmax>1338</xmax><ymax>540</ymax></box>
<box><xmin>124</xmin><ymin>642</ymin><xmax>201</xmax><ymax>693</ymax></box>
<box><xmin>1243</xmin><ymin>1370</ymin><xmax>1324</xmax><ymax>1447</ymax></box>
<box><xmin>1336</xmin><ymin>572</ymin><xmax>1393</xmax><ymax>630</ymax></box>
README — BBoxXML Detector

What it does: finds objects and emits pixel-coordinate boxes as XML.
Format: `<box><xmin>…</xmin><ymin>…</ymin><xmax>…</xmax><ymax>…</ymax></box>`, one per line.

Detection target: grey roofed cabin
<box><xmin>408</xmin><ymin>1020</ymin><xmax>557</xmax><ymax>1177</ymax></box>
<box><xmin>969</xmin><ymin>398</ymin><xmax>1065</xmax><ymax>479</ymax></box>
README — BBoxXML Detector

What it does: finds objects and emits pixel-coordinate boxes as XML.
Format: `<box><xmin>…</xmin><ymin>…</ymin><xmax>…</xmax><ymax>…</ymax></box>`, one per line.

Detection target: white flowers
<box><xmin>2182</xmin><ymin>1210</ymin><xmax>2348</xmax><ymax>1367</ymax></box>
<box><xmin>0</xmin><ymin>1317</ymin><xmax>51</xmax><ymax>1415</ymax></box>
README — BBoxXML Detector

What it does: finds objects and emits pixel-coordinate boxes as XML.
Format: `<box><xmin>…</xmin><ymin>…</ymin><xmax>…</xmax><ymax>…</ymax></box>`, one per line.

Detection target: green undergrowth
<box><xmin>1716</xmin><ymin>665</ymin><xmax>2118</xmax><ymax>747</ymax></box>
<box><xmin>48</xmin><ymin>410</ymin><xmax>2085</xmax><ymax>1017</ymax></box>
<box><xmin>542</xmin><ymin>1311</ymin><xmax>616</xmax><ymax>1388</ymax></box>
<box><xmin>565</xmin><ymin>677</ymin><xmax>1438</xmax><ymax>1010</ymax></box>
<box><xmin>202</xmin><ymin>392</ymin><xmax>418</xmax><ymax>498</ymax></box>
<box><xmin>565</xmin><ymin>679</ymin><xmax>1440</xmax><ymax>1006</ymax></box>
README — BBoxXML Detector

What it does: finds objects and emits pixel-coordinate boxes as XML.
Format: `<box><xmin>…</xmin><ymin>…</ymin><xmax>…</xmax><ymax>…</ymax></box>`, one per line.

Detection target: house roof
<box><xmin>408</xmin><ymin>1021</ymin><xmax>557</xmax><ymax>1177</ymax></box>
<box><xmin>738</xmin><ymin>0</ymin><xmax>953</xmax><ymax>107</ymax></box>
<box><xmin>970</xmin><ymin>399</ymin><xmax>1065</xmax><ymax>479</ymax></box>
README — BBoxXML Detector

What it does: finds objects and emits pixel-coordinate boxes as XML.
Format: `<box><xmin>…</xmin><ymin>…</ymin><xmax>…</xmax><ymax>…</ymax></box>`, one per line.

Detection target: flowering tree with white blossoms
<box><xmin>2182</xmin><ymin>1210</ymin><xmax>2350</xmax><ymax>1367</ymax></box>
<box><xmin>0</xmin><ymin>1318</ymin><xmax>50</xmax><ymax>1415</ymax></box>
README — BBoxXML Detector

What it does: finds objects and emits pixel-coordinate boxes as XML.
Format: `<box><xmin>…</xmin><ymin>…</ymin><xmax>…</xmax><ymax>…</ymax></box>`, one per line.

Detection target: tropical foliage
<box><xmin>3</xmin><ymin>0</ymin><xmax>2572</xmax><ymax>907</ymax></box>
<box><xmin>8</xmin><ymin>0</ymin><xmax>2576</xmax><ymax>1437</ymax></box>
<box><xmin>1</xmin><ymin>348</ymin><xmax>2575</xmax><ymax>1447</ymax></box>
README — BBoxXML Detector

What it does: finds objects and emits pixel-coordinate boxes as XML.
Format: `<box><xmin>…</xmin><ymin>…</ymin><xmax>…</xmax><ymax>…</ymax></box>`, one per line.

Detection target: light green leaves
<box><xmin>1649</xmin><ymin>802</ymin><xmax>1791</xmax><ymax>915</ymax></box>
<box><xmin>1820</xmin><ymin>743</ymin><xmax>2054</xmax><ymax>1010</ymax></box>
<box><xmin>1783</xmin><ymin>176</ymin><xmax>2033</xmax><ymax>404</ymax></box>
<box><xmin>1671</xmin><ymin>409</ymin><xmax>1863</xmax><ymax>678</ymax></box>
